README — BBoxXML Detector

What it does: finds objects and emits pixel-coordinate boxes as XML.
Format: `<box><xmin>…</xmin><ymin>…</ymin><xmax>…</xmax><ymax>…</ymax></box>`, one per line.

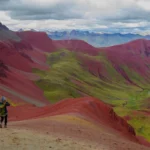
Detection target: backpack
<box><xmin>0</xmin><ymin>104</ymin><xmax>5</xmax><ymax>116</ymax></box>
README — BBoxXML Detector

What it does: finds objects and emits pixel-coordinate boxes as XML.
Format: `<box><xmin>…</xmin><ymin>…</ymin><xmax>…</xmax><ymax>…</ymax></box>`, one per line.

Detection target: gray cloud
<box><xmin>1</xmin><ymin>0</ymin><xmax>150</xmax><ymax>34</ymax></box>
<box><xmin>105</xmin><ymin>8</ymin><xmax>150</xmax><ymax>22</ymax></box>
<box><xmin>0</xmin><ymin>0</ymin><xmax>150</xmax><ymax>22</ymax></box>
<box><xmin>1</xmin><ymin>0</ymin><xmax>10</xmax><ymax>1</ymax></box>
<box><xmin>9</xmin><ymin>10</ymin><xmax>82</xmax><ymax>20</ymax></box>
<box><xmin>0</xmin><ymin>0</ymin><xmax>83</xmax><ymax>20</ymax></box>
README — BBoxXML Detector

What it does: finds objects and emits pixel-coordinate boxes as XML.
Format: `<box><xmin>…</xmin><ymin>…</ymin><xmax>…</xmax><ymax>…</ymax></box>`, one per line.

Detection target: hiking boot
<box><xmin>0</xmin><ymin>124</ymin><xmax>2</xmax><ymax>128</ymax></box>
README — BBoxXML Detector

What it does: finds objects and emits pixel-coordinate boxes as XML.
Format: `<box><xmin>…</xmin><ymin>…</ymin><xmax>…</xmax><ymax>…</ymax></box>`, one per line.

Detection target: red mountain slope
<box><xmin>9</xmin><ymin>97</ymin><xmax>150</xmax><ymax>147</ymax></box>
<box><xmin>17</xmin><ymin>31</ymin><xmax>56</xmax><ymax>52</ymax></box>
<box><xmin>103</xmin><ymin>39</ymin><xmax>150</xmax><ymax>78</ymax></box>
<box><xmin>0</xmin><ymin>39</ymin><xmax>49</xmax><ymax>104</ymax></box>
<box><xmin>8</xmin><ymin>97</ymin><xmax>137</xmax><ymax>140</ymax></box>
<box><xmin>54</xmin><ymin>40</ymin><xmax>99</xmax><ymax>55</ymax></box>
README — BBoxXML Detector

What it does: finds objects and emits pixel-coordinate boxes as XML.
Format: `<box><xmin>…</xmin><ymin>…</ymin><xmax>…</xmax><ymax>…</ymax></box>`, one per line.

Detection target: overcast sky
<box><xmin>1</xmin><ymin>0</ymin><xmax>150</xmax><ymax>34</ymax></box>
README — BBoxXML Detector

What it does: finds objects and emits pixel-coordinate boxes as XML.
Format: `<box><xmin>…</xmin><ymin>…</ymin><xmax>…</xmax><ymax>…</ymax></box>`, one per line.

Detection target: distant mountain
<box><xmin>18</xmin><ymin>28</ymin><xmax>24</xmax><ymax>32</ymax></box>
<box><xmin>48</xmin><ymin>30</ymin><xmax>150</xmax><ymax>47</ymax></box>
<box><xmin>18</xmin><ymin>28</ymin><xmax>38</xmax><ymax>32</ymax></box>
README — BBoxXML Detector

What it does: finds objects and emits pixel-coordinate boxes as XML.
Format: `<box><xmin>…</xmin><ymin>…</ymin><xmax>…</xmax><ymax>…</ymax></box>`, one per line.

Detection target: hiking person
<box><xmin>0</xmin><ymin>96</ymin><xmax>10</xmax><ymax>128</ymax></box>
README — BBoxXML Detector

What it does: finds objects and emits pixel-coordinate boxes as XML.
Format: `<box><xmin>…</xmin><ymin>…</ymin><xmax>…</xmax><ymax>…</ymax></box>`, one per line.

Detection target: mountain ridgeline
<box><xmin>48</xmin><ymin>30</ymin><xmax>150</xmax><ymax>47</ymax></box>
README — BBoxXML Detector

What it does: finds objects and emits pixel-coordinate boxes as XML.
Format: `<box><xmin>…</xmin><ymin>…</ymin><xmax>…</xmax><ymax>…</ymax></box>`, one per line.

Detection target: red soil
<box><xmin>0</xmin><ymin>40</ymin><xmax>48</xmax><ymax>72</ymax></box>
<box><xmin>0</xmin><ymin>39</ymin><xmax>50</xmax><ymax>104</ymax></box>
<box><xmin>103</xmin><ymin>39</ymin><xmax>150</xmax><ymax>79</ymax></box>
<box><xmin>0</xmin><ymin>41</ymin><xmax>33</xmax><ymax>72</ymax></box>
<box><xmin>8</xmin><ymin>97</ymin><xmax>137</xmax><ymax>141</ymax></box>
<box><xmin>1</xmin><ymin>69</ymin><xmax>48</xmax><ymax>104</ymax></box>
<box><xmin>77</xmin><ymin>53</ymin><xmax>109</xmax><ymax>80</ymax></box>
<box><xmin>54</xmin><ymin>40</ymin><xmax>99</xmax><ymax>55</ymax></box>
<box><xmin>17</xmin><ymin>31</ymin><xmax>56</xmax><ymax>52</ymax></box>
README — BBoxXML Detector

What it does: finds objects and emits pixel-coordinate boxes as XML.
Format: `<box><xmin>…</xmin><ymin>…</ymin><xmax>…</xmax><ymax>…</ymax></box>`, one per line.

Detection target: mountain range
<box><xmin>0</xmin><ymin>22</ymin><xmax>150</xmax><ymax>149</ymax></box>
<box><xmin>47</xmin><ymin>30</ymin><xmax>150</xmax><ymax>47</ymax></box>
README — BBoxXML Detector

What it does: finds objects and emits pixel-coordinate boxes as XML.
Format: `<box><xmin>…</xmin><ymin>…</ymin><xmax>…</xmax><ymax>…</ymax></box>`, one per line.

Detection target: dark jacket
<box><xmin>0</xmin><ymin>102</ymin><xmax>10</xmax><ymax>115</ymax></box>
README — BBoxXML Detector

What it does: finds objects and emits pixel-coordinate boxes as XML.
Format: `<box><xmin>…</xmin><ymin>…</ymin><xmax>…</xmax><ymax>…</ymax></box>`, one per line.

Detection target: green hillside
<box><xmin>33</xmin><ymin>49</ymin><xmax>150</xmax><ymax>141</ymax></box>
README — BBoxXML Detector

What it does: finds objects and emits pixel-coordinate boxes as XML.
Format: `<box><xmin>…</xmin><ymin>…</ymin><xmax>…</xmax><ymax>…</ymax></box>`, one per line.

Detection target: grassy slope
<box><xmin>33</xmin><ymin>49</ymin><xmax>150</xmax><ymax>141</ymax></box>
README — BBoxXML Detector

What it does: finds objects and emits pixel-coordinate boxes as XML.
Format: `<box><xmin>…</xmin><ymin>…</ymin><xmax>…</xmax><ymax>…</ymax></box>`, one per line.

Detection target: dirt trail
<box><xmin>0</xmin><ymin>128</ymin><xmax>102</xmax><ymax>150</ymax></box>
<box><xmin>0</xmin><ymin>115</ymin><xmax>148</xmax><ymax>150</ymax></box>
<box><xmin>0</xmin><ymin>84</ymin><xmax>45</xmax><ymax>107</ymax></box>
